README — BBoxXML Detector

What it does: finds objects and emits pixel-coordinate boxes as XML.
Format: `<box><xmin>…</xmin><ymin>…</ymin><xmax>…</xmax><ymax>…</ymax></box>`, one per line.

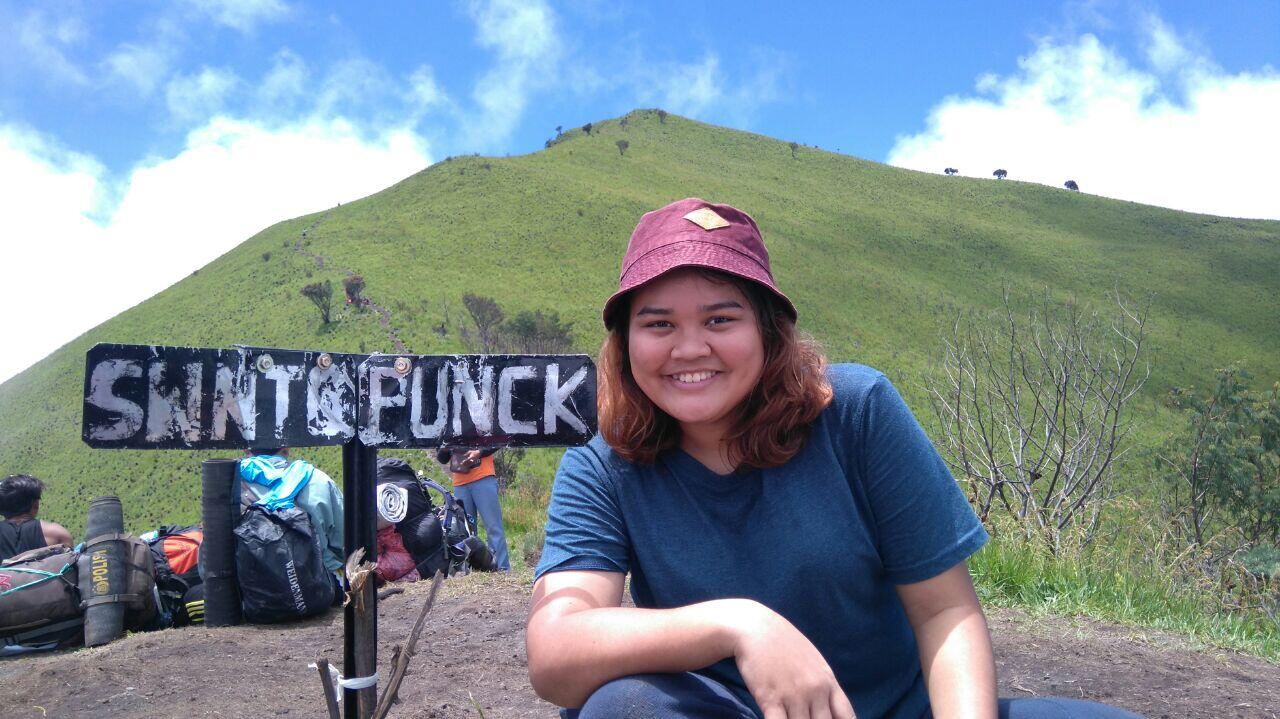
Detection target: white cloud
<box><xmin>887</xmin><ymin>23</ymin><xmax>1280</xmax><ymax>220</ymax></box>
<box><xmin>258</xmin><ymin>49</ymin><xmax>310</xmax><ymax>108</ymax></box>
<box><xmin>650</xmin><ymin>53</ymin><xmax>724</xmax><ymax>117</ymax></box>
<box><xmin>629</xmin><ymin>49</ymin><xmax>788</xmax><ymax>125</ymax></box>
<box><xmin>180</xmin><ymin>0</ymin><xmax>291</xmax><ymax>33</ymax></box>
<box><xmin>463</xmin><ymin>0</ymin><xmax>562</xmax><ymax>148</ymax></box>
<box><xmin>102</xmin><ymin>42</ymin><xmax>171</xmax><ymax>96</ymax></box>
<box><xmin>0</xmin><ymin>117</ymin><xmax>431</xmax><ymax>385</ymax></box>
<box><xmin>2</xmin><ymin>9</ymin><xmax>90</xmax><ymax>87</ymax></box>
<box><xmin>166</xmin><ymin>67</ymin><xmax>239</xmax><ymax>121</ymax></box>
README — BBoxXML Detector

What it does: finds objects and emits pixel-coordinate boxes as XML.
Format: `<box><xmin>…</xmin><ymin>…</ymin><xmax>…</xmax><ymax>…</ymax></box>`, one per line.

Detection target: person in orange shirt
<box><xmin>436</xmin><ymin>447</ymin><xmax>510</xmax><ymax>570</ymax></box>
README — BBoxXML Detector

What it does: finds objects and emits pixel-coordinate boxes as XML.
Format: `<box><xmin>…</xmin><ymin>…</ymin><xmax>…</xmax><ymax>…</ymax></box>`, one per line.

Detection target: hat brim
<box><xmin>602</xmin><ymin>239</ymin><xmax>798</xmax><ymax>328</ymax></box>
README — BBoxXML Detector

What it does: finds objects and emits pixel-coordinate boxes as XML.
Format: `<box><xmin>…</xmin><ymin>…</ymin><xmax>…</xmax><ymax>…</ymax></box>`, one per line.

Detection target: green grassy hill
<box><xmin>2</xmin><ymin>109</ymin><xmax>1278</xmax><ymax>539</ymax></box>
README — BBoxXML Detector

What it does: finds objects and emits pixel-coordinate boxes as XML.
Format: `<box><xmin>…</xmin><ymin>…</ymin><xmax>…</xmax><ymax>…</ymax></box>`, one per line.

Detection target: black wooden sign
<box><xmin>82</xmin><ymin>343</ymin><xmax>363</xmax><ymax>449</ymax></box>
<box><xmin>357</xmin><ymin>354</ymin><xmax>596</xmax><ymax>448</ymax></box>
<box><xmin>82</xmin><ymin>344</ymin><xmax>596</xmax><ymax>450</ymax></box>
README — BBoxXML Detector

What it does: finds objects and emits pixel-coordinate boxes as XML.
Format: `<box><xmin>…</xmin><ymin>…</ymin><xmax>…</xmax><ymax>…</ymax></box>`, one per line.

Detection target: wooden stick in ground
<box><xmin>316</xmin><ymin>658</ymin><xmax>341</xmax><ymax>719</ymax></box>
<box><xmin>372</xmin><ymin>571</ymin><xmax>445</xmax><ymax>719</ymax></box>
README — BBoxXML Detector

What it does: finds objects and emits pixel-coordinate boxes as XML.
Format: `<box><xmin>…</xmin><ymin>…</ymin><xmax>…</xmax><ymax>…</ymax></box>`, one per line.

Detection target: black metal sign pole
<box><xmin>342</xmin><ymin>437</ymin><xmax>379</xmax><ymax>719</ymax></box>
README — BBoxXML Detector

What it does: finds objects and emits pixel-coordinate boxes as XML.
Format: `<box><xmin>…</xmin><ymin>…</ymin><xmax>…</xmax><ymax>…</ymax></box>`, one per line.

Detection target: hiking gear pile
<box><xmin>142</xmin><ymin>524</ymin><xmax>203</xmax><ymax>627</ymax></box>
<box><xmin>235</xmin><ymin>457</ymin><xmax>335</xmax><ymax>623</ymax></box>
<box><xmin>1</xmin><ymin>534</ymin><xmax>156</xmax><ymax>650</ymax></box>
<box><xmin>375</xmin><ymin>458</ymin><xmax>497</xmax><ymax>579</ymax></box>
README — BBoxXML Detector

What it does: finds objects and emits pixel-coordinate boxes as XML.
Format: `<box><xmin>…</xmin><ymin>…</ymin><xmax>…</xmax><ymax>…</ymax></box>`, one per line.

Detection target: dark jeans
<box><xmin>561</xmin><ymin>672</ymin><xmax>1145</xmax><ymax>719</ymax></box>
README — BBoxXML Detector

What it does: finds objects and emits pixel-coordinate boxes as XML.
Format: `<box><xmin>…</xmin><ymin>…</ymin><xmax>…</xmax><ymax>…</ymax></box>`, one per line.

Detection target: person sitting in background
<box><xmin>436</xmin><ymin>446</ymin><xmax>511</xmax><ymax>571</ymax></box>
<box><xmin>0</xmin><ymin>474</ymin><xmax>73</xmax><ymax>562</ymax></box>
<box><xmin>239</xmin><ymin>447</ymin><xmax>345</xmax><ymax>576</ymax></box>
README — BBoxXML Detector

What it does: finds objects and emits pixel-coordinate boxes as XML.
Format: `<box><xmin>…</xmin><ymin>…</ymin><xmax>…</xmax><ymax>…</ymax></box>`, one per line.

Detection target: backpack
<box><xmin>234</xmin><ymin>458</ymin><xmax>334</xmax><ymax>623</ymax></box>
<box><xmin>144</xmin><ymin>524</ymin><xmax>203</xmax><ymax>627</ymax></box>
<box><xmin>376</xmin><ymin>458</ymin><xmax>448</xmax><ymax>577</ymax></box>
<box><xmin>420</xmin><ymin>478</ymin><xmax>496</xmax><ymax>575</ymax></box>
<box><xmin>77</xmin><ymin>532</ymin><xmax>159</xmax><ymax>636</ymax></box>
<box><xmin>0</xmin><ymin>544</ymin><xmax>83</xmax><ymax>648</ymax></box>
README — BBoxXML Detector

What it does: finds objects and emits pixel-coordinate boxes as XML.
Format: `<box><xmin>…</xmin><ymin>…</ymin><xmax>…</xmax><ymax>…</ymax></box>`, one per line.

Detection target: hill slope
<box><xmin>1</xmin><ymin>109</ymin><xmax>1278</xmax><ymax>535</ymax></box>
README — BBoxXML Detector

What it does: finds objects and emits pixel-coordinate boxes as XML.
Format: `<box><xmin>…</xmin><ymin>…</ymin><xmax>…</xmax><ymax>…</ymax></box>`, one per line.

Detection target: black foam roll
<box><xmin>201</xmin><ymin>458</ymin><xmax>242</xmax><ymax>627</ymax></box>
<box><xmin>79</xmin><ymin>496</ymin><xmax>125</xmax><ymax>646</ymax></box>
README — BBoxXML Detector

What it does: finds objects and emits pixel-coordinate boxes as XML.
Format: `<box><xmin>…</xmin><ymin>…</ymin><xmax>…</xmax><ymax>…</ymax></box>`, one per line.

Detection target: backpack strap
<box><xmin>0</xmin><ymin>560</ymin><xmax>76</xmax><ymax>598</ymax></box>
<box><xmin>4</xmin><ymin>616</ymin><xmax>84</xmax><ymax>646</ymax></box>
<box><xmin>82</xmin><ymin>593</ymin><xmax>147</xmax><ymax>609</ymax></box>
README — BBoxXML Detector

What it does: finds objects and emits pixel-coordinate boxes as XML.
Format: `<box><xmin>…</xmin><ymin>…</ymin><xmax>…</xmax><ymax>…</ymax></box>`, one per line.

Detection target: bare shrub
<box><xmin>927</xmin><ymin>288</ymin><xmax>1150</xmax><ymax>554</ymax></box>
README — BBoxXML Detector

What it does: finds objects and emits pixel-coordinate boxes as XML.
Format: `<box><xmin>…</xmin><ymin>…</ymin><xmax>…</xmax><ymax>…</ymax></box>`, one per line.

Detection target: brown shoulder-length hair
<box><xmin>598</xmin><ymin>269</ymin><xmax>833</xmax><ymax>469</ymax></box>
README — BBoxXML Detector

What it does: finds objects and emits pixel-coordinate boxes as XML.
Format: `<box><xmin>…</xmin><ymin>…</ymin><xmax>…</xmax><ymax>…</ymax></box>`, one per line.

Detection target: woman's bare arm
<box><xmin>526</xmin><ymin>569</ymin><xmax>747</xmax><ymax>707</ymax></box>
<box><xmin>526</xmin><ymin>570</ymin><xmax>855</xmax><ymax>717</ymax></box>
<box><xmin>895</xmin><ymin>562</ymin><xmax>997</xmax><ymax>719</ymax></box>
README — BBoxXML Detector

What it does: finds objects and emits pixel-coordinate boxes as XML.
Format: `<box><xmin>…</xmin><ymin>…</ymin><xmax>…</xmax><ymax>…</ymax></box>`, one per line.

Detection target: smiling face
<box><xmin>626</xmin><ymin>268</ymin><xmax>766</xmax><ymax>446</ymax></box>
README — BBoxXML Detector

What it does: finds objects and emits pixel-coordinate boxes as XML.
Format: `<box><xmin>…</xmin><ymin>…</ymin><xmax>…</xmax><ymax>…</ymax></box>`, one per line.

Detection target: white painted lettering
<box><xmin>497</xmin><ymin>365</ymin><xmax>538</xmax><ymax>434</ymax></box>
<box><xmin>264</xmin><ymin>364</ymin><xmax>303</xmax><ymax>440</ymax></box>
<box><xmin>361</xmin><ymin>364</ymin><xmax>407</xmax><ymax>444</ymax></box>
<box><xmin>544</xmin><ymin>363</ymin><xmax>589</xmax><ymax>435</ymax></box>
<box><xmin>212</xmin><ymin>361</ymin><xmax>256</xmax><ymax>442</ymax></box>
<box><xmin>146</xmin><ymin>361</ymin><xmax>203</xmax><ymax>442</ymax></box>
<box><xmin>307</xmin><ymin>364</ymin><xmax>355</xmax><ymax>438</ymax></box>
<box><xmin>451</xmin><ymin>361</ymin><xmax>495</xmax><ymax>435</ymax></box>
<box><xmin>409</xmin><ymin>364</ymin><xmax>448</xmax><ymax>439</ymax></box>
<box><xmin>86</xmin><ymin>359</ymin><xmax>145</xmax><ymax>440</ymax></box>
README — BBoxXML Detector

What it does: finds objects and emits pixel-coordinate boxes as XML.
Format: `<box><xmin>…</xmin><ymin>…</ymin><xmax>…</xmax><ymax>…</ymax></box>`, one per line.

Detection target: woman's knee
<box><xmin>571</xmin><ymin>673</ymin><xmax>755</xmax><ymax>719</ymax></box>
<box><xmin>999</xmin><ymin>696</ymin><xmax>1145</xmax><ymax>719</ymax></box>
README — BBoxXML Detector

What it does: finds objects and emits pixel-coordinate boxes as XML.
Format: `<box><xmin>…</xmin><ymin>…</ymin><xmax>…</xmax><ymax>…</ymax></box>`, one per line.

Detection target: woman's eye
<box><xmin>708</xmin><ymin>315</ymin><xmax>735</xmax><ymax>326</ymax></box>
<box><xmin>643</xmin><ymin>320</ymin><xmax>673</xmax><ymax>329</ymax></box>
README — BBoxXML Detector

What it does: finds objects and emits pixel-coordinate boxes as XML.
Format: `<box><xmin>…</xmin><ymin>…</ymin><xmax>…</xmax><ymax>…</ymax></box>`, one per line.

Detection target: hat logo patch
<box><xmin>683</xmin><ymin>208</ymin><xmax>730</xmax><ymax>231</ymax></box>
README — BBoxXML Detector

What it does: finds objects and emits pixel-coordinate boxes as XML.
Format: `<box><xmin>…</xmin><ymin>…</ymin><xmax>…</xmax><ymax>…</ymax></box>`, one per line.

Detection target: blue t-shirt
<box><xmin>535</xmin><ymin>363</ymin><xmax>989</xmax><ymax>719</ymax></box>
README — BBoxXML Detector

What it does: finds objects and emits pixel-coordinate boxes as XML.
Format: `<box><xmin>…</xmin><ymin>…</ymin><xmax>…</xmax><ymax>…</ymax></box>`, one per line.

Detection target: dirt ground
<box><xmin>2</xmin><ymin>571</ymin><xmax>1276</xmax><ymax>719</ymax></box>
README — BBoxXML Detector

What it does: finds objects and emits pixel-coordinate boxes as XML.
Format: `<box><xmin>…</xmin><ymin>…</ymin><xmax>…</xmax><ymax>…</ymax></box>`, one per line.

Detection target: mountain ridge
<box><xmin>1</xmin><ymin>108</ymin><xmax>1277</xmax><ymax>536</ymax></box>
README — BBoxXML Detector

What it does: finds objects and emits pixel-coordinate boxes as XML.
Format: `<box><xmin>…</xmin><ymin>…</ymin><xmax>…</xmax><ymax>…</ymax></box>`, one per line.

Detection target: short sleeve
<box><xmin>534</xmin><ymin>443</ymin><xmax>631</xmax><ymax>582</ymax></box>
<box><xmin>855</xmin><ymin>374</ymin><xmax>988</xmax><ymax>584</ymax></box>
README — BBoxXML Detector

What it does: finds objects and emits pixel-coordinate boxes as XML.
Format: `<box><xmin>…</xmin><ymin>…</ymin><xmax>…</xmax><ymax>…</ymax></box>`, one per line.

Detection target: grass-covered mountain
<box><xmin>2</xmin><ymin>109</ymin><xmax>1278</xmax><ymax>538</ymax></box>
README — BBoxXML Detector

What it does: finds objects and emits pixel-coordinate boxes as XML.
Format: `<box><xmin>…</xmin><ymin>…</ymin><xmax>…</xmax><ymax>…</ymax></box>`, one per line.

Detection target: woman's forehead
<box><xmin>629</xmin><ymin>269</ymin><xmax>751</xmax><ymax>310</ymax></box>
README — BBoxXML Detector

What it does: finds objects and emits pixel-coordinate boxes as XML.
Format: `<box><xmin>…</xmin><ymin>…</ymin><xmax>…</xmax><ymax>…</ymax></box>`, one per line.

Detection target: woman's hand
<box><xmin>732</xmin><ymin>603</ymin><xmax>856</xmax><ymax>719</ymax></box>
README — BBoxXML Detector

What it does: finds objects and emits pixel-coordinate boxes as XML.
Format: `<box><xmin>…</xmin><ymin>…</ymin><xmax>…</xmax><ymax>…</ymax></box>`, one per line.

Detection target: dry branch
<box><xmin>927</xmin><ymin>288</ymin><xmax>1150</xmax><ymax>553</ymax></box>
<box><xmin>373</xmin><ymin>571</ymin><xmax>445</xmax><ymax>719</ymax></box>
<box><xmin>315</xmin><ymin>658</ymin><xmax>340</xmax><ymax>719</ymax></box>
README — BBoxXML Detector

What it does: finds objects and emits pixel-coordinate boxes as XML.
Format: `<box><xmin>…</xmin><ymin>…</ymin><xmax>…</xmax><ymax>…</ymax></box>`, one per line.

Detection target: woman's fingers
<box><xmin>783</xmin><ymin>697</ymin><xmax>812</xmax><ymax>719</ymax></box>
<box><xmin>761</xmin><ymin>703</ymin><xmax>788</xmax><ymax>719</ymax></box>
<box><xmin>830</xmin><ymin>687</ymin><xmax>857</xmax><ymax>719</ymax></box>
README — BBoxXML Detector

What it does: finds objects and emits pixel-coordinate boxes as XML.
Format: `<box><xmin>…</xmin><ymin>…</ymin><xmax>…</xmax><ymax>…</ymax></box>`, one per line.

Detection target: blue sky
<box><xmin>1</xmin><ymin>0</ymin><xmax>1277</xmax><ymax>382</ymax></box>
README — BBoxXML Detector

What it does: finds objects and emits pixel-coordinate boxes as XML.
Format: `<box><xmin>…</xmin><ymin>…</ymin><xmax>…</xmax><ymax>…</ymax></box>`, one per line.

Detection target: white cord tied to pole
<box><xmin>309</xmin><ymin>662</ymin><xmax>380</xmax><ymax>690</ymax></box>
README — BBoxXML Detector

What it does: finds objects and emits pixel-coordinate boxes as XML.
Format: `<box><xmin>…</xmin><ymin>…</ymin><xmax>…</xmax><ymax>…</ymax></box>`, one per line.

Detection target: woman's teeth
<box><xmin>672</xmin><ymin>371</ymin><xmax>716</xmax><ymax>384</ymax></box>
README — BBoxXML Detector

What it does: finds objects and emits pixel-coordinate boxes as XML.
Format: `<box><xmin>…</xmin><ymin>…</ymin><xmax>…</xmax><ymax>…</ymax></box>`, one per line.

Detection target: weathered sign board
<box><xmin>82</xmin><ymin>344</ymin><xmax>362</xmax><ymax>449</ymax></box>
<box><xmin>358</xmin><ymin>354</ymin><xmax>595</xmax><ymax>448</ymax></box>
<box><xmin>82</xmin><ymin>343</ymin><xmax>596</xmax><ymax>449</ymax></box>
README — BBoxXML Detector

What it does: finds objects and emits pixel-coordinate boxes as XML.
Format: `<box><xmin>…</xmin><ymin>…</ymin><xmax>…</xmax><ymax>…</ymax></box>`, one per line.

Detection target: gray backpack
<box><xmin>0</xmin><ymin>544</ymin><xmax>83</xmax><ymax>647</ymax></box>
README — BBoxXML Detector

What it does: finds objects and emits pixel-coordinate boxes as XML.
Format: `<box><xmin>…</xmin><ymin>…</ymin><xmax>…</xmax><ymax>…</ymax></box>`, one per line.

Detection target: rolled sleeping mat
<box><xmin>78</xmin><ymin>496</ymin><xmax>126</xmax><ymax>647</ymax></box>
<box><xmin>201</xmin><ymin>458</ymin><xmax>242</xmax><ymax>627</ymax></box>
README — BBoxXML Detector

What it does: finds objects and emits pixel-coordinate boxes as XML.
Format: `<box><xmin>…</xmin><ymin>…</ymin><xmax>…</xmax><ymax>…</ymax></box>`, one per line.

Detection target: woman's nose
<box><xmin>670</xmin><ymin>329</ymin><xmax>712</xmax><ymax>360</ymax></box>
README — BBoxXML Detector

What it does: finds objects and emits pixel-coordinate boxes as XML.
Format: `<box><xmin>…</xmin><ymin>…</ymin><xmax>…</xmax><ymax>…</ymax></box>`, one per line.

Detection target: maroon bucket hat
<box><xmin>602</xmin><ymin>198</ymin><xmax>797</xmax><ymax>328</ymax></box>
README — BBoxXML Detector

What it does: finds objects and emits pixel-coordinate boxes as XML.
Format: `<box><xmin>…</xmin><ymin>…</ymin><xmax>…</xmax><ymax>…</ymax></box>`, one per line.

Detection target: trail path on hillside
<box><xmin>293</xmin><ymin>212</ymin><xmax>410</xmax><ymax>354</ymax></box>
<box><xmin>2</xmin><ymin>572</ymin><xmax>1276</xmax><ymax>719</ymax></box>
